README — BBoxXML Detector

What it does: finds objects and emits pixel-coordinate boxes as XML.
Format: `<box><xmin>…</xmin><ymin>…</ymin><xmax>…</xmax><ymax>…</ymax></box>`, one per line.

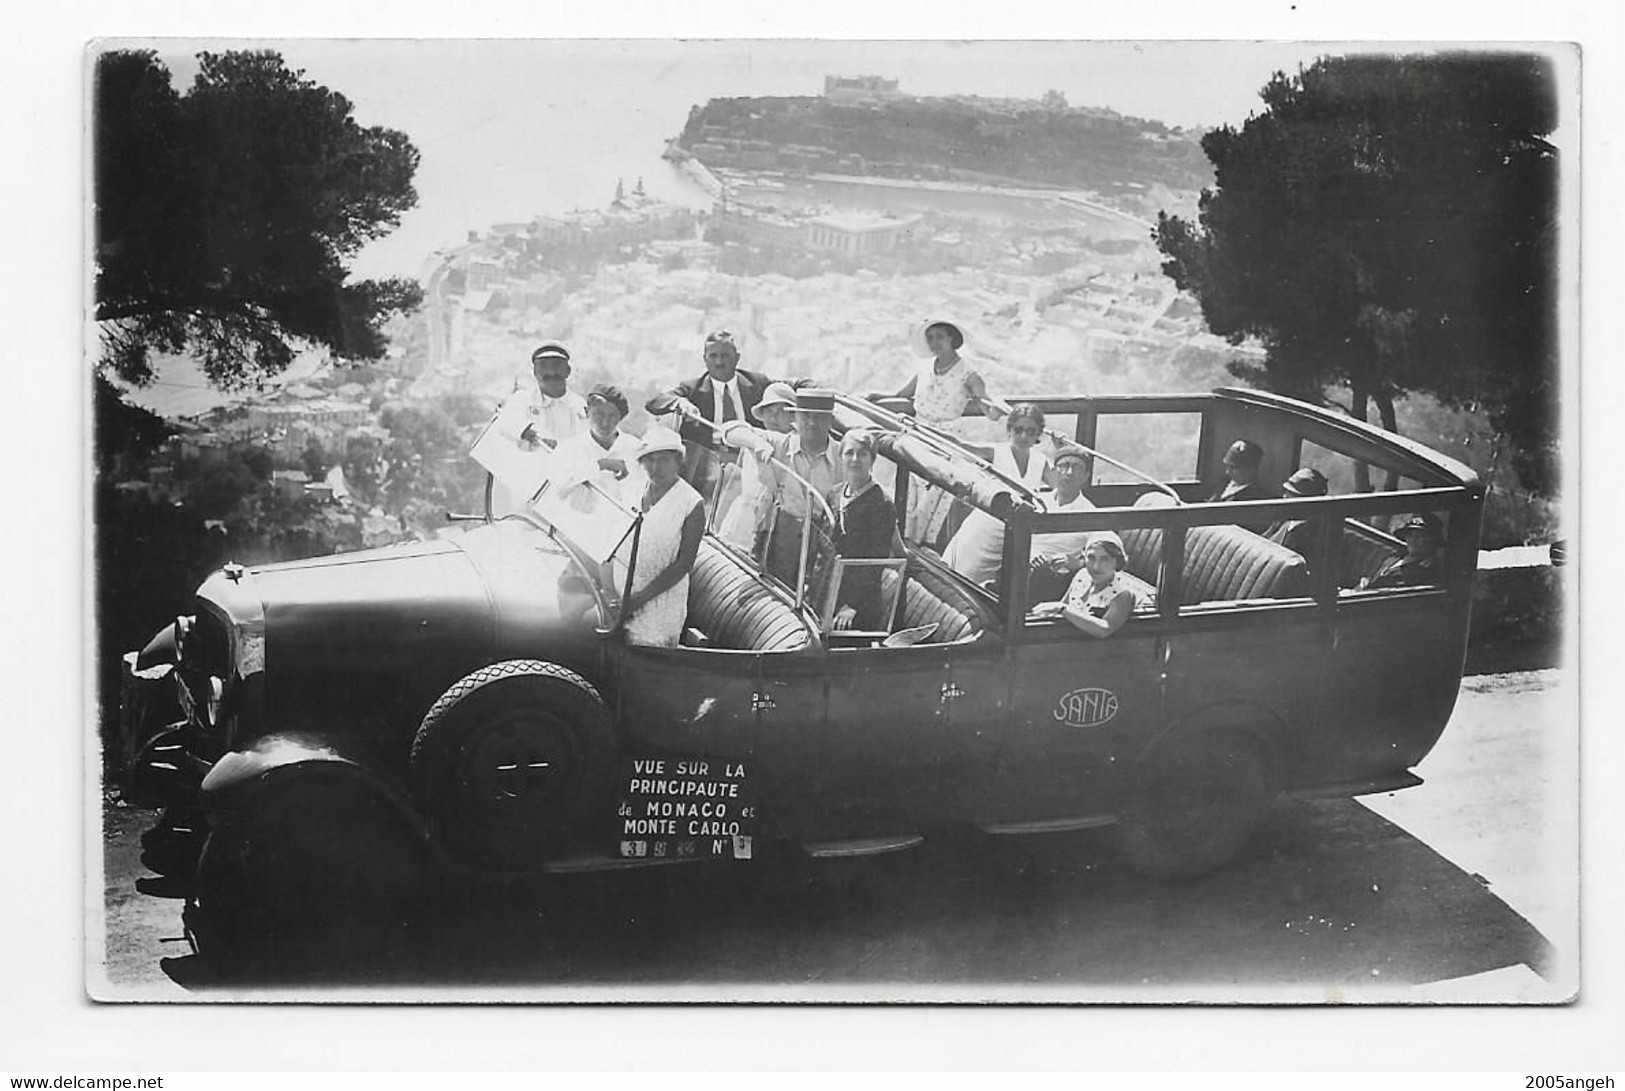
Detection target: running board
<box><xmin>980</xmin><ymin>815</ymin><xmax>1117</xmax><ymax>836</ymax></box>
<box><xmin>1285</xmin><ymin>771</ymin><xmax>1425</xmax><ymax>800</ymax></box>
<box><xmin>541</xmin><ymin>854</ymin><xmax>696</xmax><ymax>874</ymax></box>
<box><xmin>804</xmin><ymin>834</ymin><xmax>924</xmax><ymax>859</ymax></box>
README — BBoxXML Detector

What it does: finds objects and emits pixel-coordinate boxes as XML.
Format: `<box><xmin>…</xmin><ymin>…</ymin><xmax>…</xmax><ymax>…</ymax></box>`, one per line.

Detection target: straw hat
<box><xmin>788</xmin><ymin>388</ymin><xmax>836</xmax><ymax>414</ymax></box>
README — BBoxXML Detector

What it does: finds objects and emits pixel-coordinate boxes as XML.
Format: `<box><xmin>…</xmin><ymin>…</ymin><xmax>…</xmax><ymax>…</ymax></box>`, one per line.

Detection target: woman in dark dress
<box><xmin>827</xmin><ymin>429</ymin><xmax>901</xmax><ymax>631</ymax></box>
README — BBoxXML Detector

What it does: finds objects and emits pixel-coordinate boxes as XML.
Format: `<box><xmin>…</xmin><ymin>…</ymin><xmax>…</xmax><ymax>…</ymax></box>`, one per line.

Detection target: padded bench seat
<box><xmin>1261</xmin><ymin>517</ymin><xmax>1403</xmax><ymax>587</ymax></box>
<box><xmin>898</xmin><ymin>560</ymin><xmax>986</xmax><ymax>644</ymax></box>
<box><xmin>685</xmin><ymin>541</ymin><xmax>812</xmax><ymax>652</ymax></box>
<box><xmin>1120</xmin><ymin>523</ymin><xmax>1309</xmax><ymax>605</ymax></box>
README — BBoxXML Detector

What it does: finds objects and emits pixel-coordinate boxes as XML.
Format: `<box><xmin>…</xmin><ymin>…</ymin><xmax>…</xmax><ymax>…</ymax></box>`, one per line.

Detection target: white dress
<box><xmin>912</xmin><ymin>356</ymin><xmax>979</xmax><ymax>430</ymax></box>
<box><xmin>551</xmin><ymin>429</ymin><xmax>644</xmax><ymax>507</ymax></box>
<box><xmin>908</xmin><ymin>355</ymin><xmax>997</xmax><ymax>544</ymax></box>
<box><xmin>1064</xmin><ymin>569</ymin><xmax>1152</xmax><ymax>618</ymax></box>
<box><xmin>992</xmin><ymin>441</ymin><xmax>1050</xmax><ymax>488</ymax></box>
<box><xmin>621</xmin><ymin>477</ymin><xmax>703</xmax><ymax>648</ymax></box>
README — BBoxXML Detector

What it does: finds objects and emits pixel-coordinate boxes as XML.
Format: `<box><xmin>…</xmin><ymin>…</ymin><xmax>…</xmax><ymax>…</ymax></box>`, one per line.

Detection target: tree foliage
<box><xmin>1154</xmin><ymin>53</ymin><xmax>1560</xmax><ymax>493</ymax></box>
<box><xmin>94</xmin><ymin>49</ymin><xmax>424</xmax><ymax>390</ymax></box>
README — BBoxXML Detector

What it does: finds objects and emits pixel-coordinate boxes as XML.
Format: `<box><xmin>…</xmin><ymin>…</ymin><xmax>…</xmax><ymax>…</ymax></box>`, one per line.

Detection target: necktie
<box><xmin>719</xmin><ymin>383</ymin><xmax>738</xmax><ymax>423</ymax></box>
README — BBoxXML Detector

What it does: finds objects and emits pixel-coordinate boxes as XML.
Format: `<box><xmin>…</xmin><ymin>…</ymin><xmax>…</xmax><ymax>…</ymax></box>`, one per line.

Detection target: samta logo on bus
<box><xmin>1053</xmin><ymin>687</ymin><xmax>1119</xmax><ymax>728</ymax></box>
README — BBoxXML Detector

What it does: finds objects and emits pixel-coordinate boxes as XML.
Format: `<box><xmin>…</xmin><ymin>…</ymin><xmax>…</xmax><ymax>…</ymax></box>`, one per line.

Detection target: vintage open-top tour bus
<box><xmin>119</xmin><ymin>386</ymin><xmax>1483</xmax><ymax>967</ymax></box>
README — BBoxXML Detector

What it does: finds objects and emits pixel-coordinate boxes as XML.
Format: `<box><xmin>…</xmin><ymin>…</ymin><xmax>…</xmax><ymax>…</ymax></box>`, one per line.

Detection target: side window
<box><xmin>1296</xmin><ymin>439</ymin><xmax>1363</xmax><ymax>495</ymax></box>
<box><xmin>1092</xmin><ymin>413</ymin><xmax>1202</xmax><ymax>485</ymax></box>
<box><xmin>1020</xmin><ymin>519</ymin><xmax>1162</xmax><ymax>627</ymax></box>
<box><xmin>1296</xmin><ymin>439</ymin><xmax>1422</xmax><ymax>502</ymax></box>
<box><xmin>1339</xmin><ymin>508</ymin><xmax>1450</xmax><ymax>595</ymax></box>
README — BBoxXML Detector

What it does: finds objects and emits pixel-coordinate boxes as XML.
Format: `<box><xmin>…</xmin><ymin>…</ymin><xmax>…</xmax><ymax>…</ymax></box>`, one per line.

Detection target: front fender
<box><xmin>199</xmin><ymin>734</ymin><xmax>428</xmax><ymax>842</ymax></box>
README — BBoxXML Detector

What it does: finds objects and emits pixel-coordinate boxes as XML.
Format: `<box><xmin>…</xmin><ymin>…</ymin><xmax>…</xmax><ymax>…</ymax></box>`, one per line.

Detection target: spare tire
<box><xmin>1116</xmin><ymin>727</ymin><xmax>1273</xmax><ymax>881</ymax></box>
<box><xmin>410</xmin><ymin>660</ymin><xmax>613</xmax><ymax>874</ymax></box>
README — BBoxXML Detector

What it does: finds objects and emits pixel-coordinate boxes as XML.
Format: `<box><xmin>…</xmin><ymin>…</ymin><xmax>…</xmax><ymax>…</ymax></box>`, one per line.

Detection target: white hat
<box><xmin>751</xmin><ymin>381</ymin><xmax>797</xmax><ymax>421</ymax></box>
<box><xmin>911</xmin><ymin>317</ymin><xmax>967</xmax><ymax>359</ymax></box>
<box><xmin>635</xmin><ymin>424</ymin><xmax>685</xmax><ymax>461</ymax></box>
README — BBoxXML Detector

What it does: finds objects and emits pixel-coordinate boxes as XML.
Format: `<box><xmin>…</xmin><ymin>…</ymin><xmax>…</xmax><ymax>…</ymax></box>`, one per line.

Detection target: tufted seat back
<box><xmin>686</xmin><ymin>541</ymin><xmax>812</xmax><ymax>652</ymax></box>
<box><xmin>898</xmin><ymin>561</ymin><xmax>986</xmax><ymax>644</ymax></box>
<box><xmin>1180</xmin><ymin>524</ymin><xmax>1310</xmax><ymax>604</ymax></box>
<box><xmin>1119</xmin><ymin>523</ymin><xmax>1309</xmax><ymax>605</ymax></box>
<box><xmin>1120</xmin><ymin>526</ymin><xmax>1164</xmax><ymax>585</ymax></box>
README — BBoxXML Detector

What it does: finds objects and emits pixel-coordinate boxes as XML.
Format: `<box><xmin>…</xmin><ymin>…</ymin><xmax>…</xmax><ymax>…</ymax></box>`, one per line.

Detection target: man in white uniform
<box><xmin>489</xmin><ymin>342</ymin><xmax>587</xmax><ymax>516</ymax></box>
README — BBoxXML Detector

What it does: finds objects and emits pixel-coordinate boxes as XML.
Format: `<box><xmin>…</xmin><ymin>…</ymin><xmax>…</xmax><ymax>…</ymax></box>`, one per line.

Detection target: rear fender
<box><xmin>199</xmin><ymin>734</ymin><xmax>428</xmax><ymax>844</ymax></box>
<box><xmin>1138</xmin><ymin>699</ymin><xmax>1289</xmax><ymax>787</ymax></box>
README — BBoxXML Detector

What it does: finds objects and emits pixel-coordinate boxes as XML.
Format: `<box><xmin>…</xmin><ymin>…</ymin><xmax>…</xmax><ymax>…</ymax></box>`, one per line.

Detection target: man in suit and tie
<box><xmin>645</xmin><ymin>330</ymin><xmax>803</xmax><ymax>497</ymax></box>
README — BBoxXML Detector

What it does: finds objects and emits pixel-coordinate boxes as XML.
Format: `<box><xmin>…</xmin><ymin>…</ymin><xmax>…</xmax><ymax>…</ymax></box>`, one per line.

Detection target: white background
<box><xmin>5</xmin><ymin>0</ymin><xmax>1618</xmax><ymax>1073</ymax></box>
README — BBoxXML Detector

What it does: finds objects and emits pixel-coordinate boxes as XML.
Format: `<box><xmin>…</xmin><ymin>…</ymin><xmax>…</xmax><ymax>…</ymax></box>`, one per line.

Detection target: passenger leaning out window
<box><xmin>1029</xmin><ymin>532</ymin><xmax>1151</xmax><ymax>639</ymax></box>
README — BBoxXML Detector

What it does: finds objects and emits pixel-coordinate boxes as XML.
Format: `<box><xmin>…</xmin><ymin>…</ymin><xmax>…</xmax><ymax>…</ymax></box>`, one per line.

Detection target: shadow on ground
<box><xmin>146</xmin><ymin>797</ymin><xmax>1553</xmax><ymax>994</ymax></box>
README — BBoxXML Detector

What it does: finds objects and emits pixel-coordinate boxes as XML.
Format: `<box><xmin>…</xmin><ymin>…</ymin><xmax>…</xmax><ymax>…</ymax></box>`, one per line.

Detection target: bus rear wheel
<box><xmin>1117</xmin><ymin>728</ymin><xmax>1272</xmax><ymax>881</ymax></box>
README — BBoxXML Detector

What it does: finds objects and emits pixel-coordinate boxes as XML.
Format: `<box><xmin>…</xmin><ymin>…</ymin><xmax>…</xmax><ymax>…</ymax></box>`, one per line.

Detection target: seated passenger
<box><xmin>618</xmin><ymin>426</ymin><xmax>706</xmax><ymax>648</ymax></box>
<box><xmin>751</xmin><ymin>382</ymin><xmax>798</xmax><ymax>436</ymax></box>
<box><xmin>993</xmin><ymin>402</ymin><xmax>1054</xmax><ymax>488</ymax></box>
<box><xmin>1209</xmin><ymin>439</ymin><xmax>1279</xmax><ymax>533</ymax></box>
<box><xmin>1023</xmin><ymin>445</ymin><xmax>1099</xmax><ymax>599</ymax></box>
<box><xmin>762</xmin><ymin>389</ymin><xmax>842</xmax><ymax>587</ymax></box>
<box><xmin>550</xmin><ymin>383</ymin><xmax>642</xmax><ymax>505</ymax></box>
<box><xmin>715</xmin><ymin>383</ymin><xmax>797</xmax><ymax>551</ymax></box>
<box><xmin>826</xmin><ymin>429</ymin><xmax>904</xmax><ymax>631</ymax></box>
<box><xmin>1268</xmin><ymin>466</ymin><xmax>1330</xmax><ymax>559</ymax></box>
<box><xmin>1029</xmin><ymin>532</ymin><xmax>1150</xmax><ymax>640</ymax></box>
<box><xmin>1360</xmin><ymin>513</ymin><xmax>1444</xmax><ymax>589</ymax></box>
<box><xmin>946</xmin><ymin>441</ymin><xmax>1094</xmax><ymax>591</ymax></box>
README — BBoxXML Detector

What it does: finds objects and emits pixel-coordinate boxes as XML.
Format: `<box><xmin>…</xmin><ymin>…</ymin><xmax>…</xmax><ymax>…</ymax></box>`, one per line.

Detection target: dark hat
<box><xmin>1399</xmin><ymin>513</ymin><xmax>1444</xmax><ymax>539</ymax></box>
<box><xmin>530</xmin><ymin>342</ymin><xmax>571</xmax><ymax>365</ymax></box>
<box><xmin>789</xmin><ymin>388</ymin><xmax>836</xmax><ymax>414</ymax></box>
<box><xmin>1282</xmin><ymin>467</ymin><xmax>1329</xmax><ymax>497</ymax></box>
<box><xmin>584</xmin><ymin>383</ymin><xmax>629</xmax><ymax>418</ymax></box>
<box><xmin>1223</xmin><ymin>439</ymin><xmax>1264</xmax><ymax>470</ymax></box>
<box><xmin>703</xmin><ymin>330</ymin><xmax>738</xmax><ymax>350</ymax></box>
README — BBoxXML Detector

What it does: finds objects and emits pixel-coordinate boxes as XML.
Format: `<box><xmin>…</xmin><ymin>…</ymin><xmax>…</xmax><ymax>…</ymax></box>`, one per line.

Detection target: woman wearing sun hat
<box><xmin>878</xmin><ymin>318</ymin><xmax>1010</xmax><ymax>543</ymax></box>
<box><xmin>877</xmin><ymin>318</ymin><xmax>1010</xmax><ymax>435</ymax></box>
<box><xmin>616</xmin><ymin>425</ymin><xmax>705</xmax><ymax>647</ymax></box>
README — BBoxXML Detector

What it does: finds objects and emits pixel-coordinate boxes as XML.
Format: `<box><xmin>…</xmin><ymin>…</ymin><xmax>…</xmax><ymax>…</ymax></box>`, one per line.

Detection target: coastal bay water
<box><xmin>147</xmin><ymin>39</ymin><xmax>1328</xmax><ymax>280</ymax></box>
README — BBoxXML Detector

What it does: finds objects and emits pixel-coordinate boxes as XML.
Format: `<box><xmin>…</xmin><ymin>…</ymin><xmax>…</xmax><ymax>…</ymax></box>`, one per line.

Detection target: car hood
<box><xmin>213</xmin><ymin>519</ymin><xmax>601</xmax><ymax>743</ymax></box>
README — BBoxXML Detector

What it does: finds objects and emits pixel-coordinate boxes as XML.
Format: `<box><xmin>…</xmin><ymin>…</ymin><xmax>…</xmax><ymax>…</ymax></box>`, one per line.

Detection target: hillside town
<box><xmin>106</xmin><ymin>77</ymin><xmax>1249</xmax><ymax>559</ymax></box>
